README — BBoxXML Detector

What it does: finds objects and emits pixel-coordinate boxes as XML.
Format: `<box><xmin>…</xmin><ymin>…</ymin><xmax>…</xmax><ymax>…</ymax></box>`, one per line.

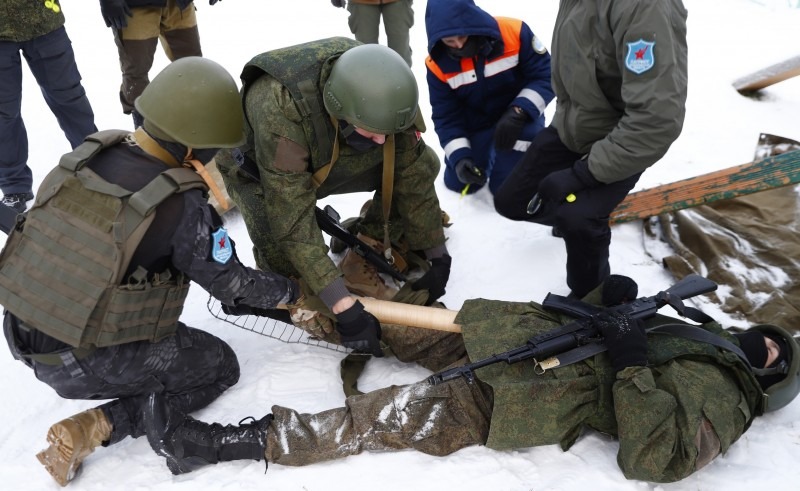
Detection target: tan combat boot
<box><xmin>36</xmin><ymin>408</ymin><xmax>113</xmax><ymax>486</ymax></box>
<box><xmin>339</xmin><ymin>233</ymin><xmax>399</xmax><ymax>300</ymax></box>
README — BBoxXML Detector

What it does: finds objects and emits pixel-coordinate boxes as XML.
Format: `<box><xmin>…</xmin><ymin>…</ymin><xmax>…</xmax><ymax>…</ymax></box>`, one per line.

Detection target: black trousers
<box><xmin>4</xmin><ymin>315</ymin><xmax>239</xmax><ymax>445</ymax></box>
<box><xmin>494</xmin><ymin>126</ymin><xmax>640</xmax><ymax>297</ymax></box>
<box><xmin>0</xmin><ymin>26</ymin><xmax>96</xmax><ymax>194</ymax></box>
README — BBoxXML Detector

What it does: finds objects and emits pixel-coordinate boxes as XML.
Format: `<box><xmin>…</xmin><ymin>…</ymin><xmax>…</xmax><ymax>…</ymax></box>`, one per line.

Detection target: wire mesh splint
<box><xmin>206</xmin><ymin>294</ymin><xmax>350</xmax><ymax>353</ymax></box>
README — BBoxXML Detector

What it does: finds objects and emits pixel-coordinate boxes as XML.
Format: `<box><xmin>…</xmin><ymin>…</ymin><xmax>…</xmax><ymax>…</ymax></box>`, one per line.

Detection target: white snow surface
<box><xmin>1</xmin><ymin>1</ymin><xmax>799</xmax><ymax>490</ymax></box>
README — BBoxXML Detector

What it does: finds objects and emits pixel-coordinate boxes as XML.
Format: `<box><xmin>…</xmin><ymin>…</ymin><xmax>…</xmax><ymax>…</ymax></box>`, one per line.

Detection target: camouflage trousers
<box><xmin>6</xmin><ymin>320</ymin><xmax>240</xmax><ymax>445</ymax></box>
<box><xmin>266</xmin><ymin>374</ymin><xmax>493</xmax><ymax>465</ymax></box>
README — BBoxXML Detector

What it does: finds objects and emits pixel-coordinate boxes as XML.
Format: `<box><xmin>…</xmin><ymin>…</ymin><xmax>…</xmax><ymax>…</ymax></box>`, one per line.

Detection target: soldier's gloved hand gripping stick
<box><xmin>428</xmin><ymin>274</ymin><xmax>718</xmax><ymax>385</ymax></box>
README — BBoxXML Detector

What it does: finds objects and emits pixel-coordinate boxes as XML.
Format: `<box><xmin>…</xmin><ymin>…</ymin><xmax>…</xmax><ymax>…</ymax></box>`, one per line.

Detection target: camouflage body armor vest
<box><xmin>240</xmin><ymin>36</ymin><xmax>360</xmax><ymax>171</ymax></box>
<box><xmin>0</xmin><ymin>130</ymin><xmax>207</xmax><ymax>348</ymax></box>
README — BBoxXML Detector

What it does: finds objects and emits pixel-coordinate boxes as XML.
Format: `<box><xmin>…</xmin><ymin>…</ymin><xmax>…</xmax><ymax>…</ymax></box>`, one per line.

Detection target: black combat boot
<box><xmin>143</xmin><ymin>393</ymin><xmax>272</xmax><ymax>475</ymax></box>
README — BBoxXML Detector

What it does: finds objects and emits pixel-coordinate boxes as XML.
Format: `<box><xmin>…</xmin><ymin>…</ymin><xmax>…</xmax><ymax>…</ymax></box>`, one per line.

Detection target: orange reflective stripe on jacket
<box><xmin>425</xmin><ymin>17</ymin><xmax>523</xmax><ymax>90</ymax></box>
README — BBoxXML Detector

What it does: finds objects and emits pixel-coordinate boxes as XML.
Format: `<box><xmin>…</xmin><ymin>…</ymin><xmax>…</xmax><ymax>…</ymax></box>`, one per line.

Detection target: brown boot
<box><xmin>339</xmin><ymin>234</ymin><xmax>399</xmax><ymax>300</ymax></box>
<box><xmin>36</xmin><ymin>408</ymin><xmax>113</xmax><ymax>486</ymax></box>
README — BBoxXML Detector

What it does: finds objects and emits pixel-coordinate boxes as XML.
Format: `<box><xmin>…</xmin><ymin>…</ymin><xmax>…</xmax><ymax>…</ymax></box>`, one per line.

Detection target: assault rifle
<box><xmin>228</xmin><ymin>149</ymin><xmax>408</xmax><ymax>283</ymax></box>
<box><xmin>428</xmin><ymin>274</ymin><xmax>717</xmax><ymax>385</ymax></box>
<box><xmin>315</xmin><ymin>205</ymin><xmax>407</xmax><ymax>282</ymax></box>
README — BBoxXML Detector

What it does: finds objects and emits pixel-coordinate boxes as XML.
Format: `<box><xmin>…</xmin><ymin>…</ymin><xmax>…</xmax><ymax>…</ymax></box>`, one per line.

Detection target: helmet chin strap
<box><xmin>182</xmin><ymin>149</ymin><xmax>232</xmax><ymax>213</ymax></box>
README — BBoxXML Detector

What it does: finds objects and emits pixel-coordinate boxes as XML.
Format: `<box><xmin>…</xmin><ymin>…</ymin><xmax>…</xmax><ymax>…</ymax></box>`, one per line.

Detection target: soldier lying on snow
<box><xmin>143</xmin><ymin>275</ymin><xmax>800</xmax><ymax>484</ymax></box>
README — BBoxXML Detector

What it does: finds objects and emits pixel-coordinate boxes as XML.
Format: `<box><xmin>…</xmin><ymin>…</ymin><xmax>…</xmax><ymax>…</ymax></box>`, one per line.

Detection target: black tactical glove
<box><xmin>601</xmin><ymin>275</ymin><xmax>639</xmax><ymax>307</ymax></box>
<box><xmin>593</xmin><ymin>311</ymin><xmax>648</xmax><ymax>372</ymax></box>
<box><xmin>335</xmin><ymin>301</ymin><xmax>383</xmax><ymax>357</ymax></box>
<box><xmin>537</xmin><ymin>158</ymin><xmax>600</xmax><ymax>203</ymax></box>
<box><xmin>209</xmin><ymin>0</ymin><xmax>221</xmax><ymax>5</ymax></box>
<box><xmin>411</xmin><ymin>254</ymin><xmax>452</xmax><ymax>305</ymax></box>
<box><xmin>99</xmin><ymin>0</ymin><xmax>132</xmax><ymax>29</ymax></box>
<box><xmin>331</xmin><ymin>0</ymin><xmax>346</xmax><ymax>7</ymax></box>
<box><xmin>493</xmin><ymin>106</ymin><xmax>528</xmax><ymax>151</ymax></box>
<box><xmin>454</xmin><ymin>158</ymin><xmax>487</xmax><ymax>186</ymax></box>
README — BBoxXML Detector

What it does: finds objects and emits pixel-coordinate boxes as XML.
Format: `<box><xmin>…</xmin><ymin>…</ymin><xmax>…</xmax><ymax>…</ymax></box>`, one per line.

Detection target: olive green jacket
<box><xmin>551</xmin><ymin>0</ymin><xmax>688</xmax><ymax>183</ymax></box>
<box><xmin>218</xmin><ymin>39</ymin><xmax>445</xmax><ymax>294</ymax></box>
<box><xmin>0</xmin><ymin>0</ymin><xmax>65</xmax><ymax>42</ymax></box>
<box><xmin>458</xmin><ymin>298</ymin><xmax>763</xmax><ymax>483</ymax></box>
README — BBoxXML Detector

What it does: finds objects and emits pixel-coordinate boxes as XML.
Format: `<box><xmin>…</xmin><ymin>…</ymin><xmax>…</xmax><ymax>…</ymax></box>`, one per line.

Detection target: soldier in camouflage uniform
<box><xmin>144</xmin><ymin>275</ymin><xmax>800</xmax><ymax>483</ymax></box>
<box><xmin>216</xmin><ymin>39</ymin><xmax>454</xmax><ymax>362</ymax></box>
<box><xmin>329</xmin><ymin>0</ymin><xmax>415</xmax><ymax>67</ymax></box>
<box><xmin>97</xmin><ymin>0</ymin><xmax>228</xmax><ymax>127</ymax></box>
<box><xmin>0</xmin><ymin>58</ymin><xmax>298</xmax><ymax>487</ymax></box>
<box><xmin>0</xmin><ymin>0</ymin><xmax>97</xmax><ymax>212</ymax></box>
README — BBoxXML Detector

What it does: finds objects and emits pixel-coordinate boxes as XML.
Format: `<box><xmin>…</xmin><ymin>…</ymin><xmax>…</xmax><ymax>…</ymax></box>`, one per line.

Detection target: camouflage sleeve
<box><xmin>612</xmin><ymin>360</ymin><xmax>748</xmax><ymax>482</ymax></box>
<box><xmin>171</xmin><ymin>191</ymin><xmax>297</xmax><ymax>308</ymax></box>
<box><xmin>245</xmin><ymin>76</ymin><xmax>341</xmax><ymax>295</ymax></box>
<box><xmin>391</xmin><ymin>132</ymin><xmax>447</xmax><ymax>251</ymax></box>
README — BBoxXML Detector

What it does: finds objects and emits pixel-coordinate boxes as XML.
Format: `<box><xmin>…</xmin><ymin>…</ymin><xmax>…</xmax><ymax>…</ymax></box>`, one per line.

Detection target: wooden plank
<box><xmin>733</xmin><ymin>54</ymin><xmax>800</xmax><ymax>92</ymax></box>
<box><xmin>610</xmin><ymin>148</ymin><xmax>800</xmax><ymax>224</ymax></box>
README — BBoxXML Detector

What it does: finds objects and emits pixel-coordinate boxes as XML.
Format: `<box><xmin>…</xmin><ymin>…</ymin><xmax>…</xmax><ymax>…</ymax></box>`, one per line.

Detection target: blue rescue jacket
<box><xmin>424</xmin><ymin>0</ymin><xmax>554</xmax><ymax>165</ymax></box>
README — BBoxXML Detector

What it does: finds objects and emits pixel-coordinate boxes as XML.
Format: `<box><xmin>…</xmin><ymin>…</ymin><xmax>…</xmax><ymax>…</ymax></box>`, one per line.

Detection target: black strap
<box><xmin>648</xmin><ymin>324</ymin><xmax>752</xmax><ymax>368</ymax></box>
<box><xmin>7</xmin><ymin>322</ymin><xmax>95</xmax><ymax>366</ymax></box>
<box><xmin>542</xmin><ymin>323</ymin><xmax>754</xmax><ymax>373</ymax></box>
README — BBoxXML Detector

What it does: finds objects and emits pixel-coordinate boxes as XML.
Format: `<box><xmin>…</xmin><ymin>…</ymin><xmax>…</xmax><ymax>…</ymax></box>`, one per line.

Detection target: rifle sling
<box><xmin>545</xmin><ymin>323</ymin><xmax>753</xmax><ymax>372</ymax></box>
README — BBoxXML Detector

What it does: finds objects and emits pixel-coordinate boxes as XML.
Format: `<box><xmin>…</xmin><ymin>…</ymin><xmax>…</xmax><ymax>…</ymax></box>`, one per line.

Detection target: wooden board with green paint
<box><xmin>610</xmin><ymin>148</ymin><xmax>800</xmax><ymax>224</ymax></box>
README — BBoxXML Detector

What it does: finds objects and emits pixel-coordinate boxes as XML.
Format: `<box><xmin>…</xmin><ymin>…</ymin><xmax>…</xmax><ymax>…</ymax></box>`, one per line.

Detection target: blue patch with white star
<box><xmin>211</xmin><ymin>227</ymin><xmax>232</xmax><ymax>264</ymax></box>
<box><xmin>625</xmin><ymin>39</ymin><xmax>655</xmax><ymax>74</ymax></box>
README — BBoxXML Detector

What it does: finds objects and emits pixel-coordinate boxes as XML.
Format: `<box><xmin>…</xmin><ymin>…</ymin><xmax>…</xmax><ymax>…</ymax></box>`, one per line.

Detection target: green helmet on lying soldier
<box><xmin>323</xmin><ymin>44</ymin><xmax>419</xmax><ymax>135</ymax></box>
<box><xmin>734</xmin><ymin>324</ymin><xmax>800</xmax><ymax>412</ymax></box>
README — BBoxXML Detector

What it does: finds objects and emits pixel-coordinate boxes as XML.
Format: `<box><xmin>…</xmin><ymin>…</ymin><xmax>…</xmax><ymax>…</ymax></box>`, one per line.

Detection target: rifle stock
<box><xmin>314</xmin><ymin>205</ymin><xmax>407</xmax><ymax>282</ymax></box>
<box><xmin>428</xmin><ymin>274</ymin><xmax>718</xmax><ymax>385</ymax></box>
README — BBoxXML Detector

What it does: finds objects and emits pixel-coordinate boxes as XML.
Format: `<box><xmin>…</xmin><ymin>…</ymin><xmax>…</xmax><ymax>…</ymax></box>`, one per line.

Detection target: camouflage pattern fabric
<box><xmin>22</xmin><ymin>321</ymin><xmax>239</xmax><ymax>445</ymax></box>
<box><xmin>266</xmin><ymin>374</ymin><xmax>493</xmax><ymax>466</ymax></box>
<box><xmin>0</xmin><ymin>0</ymin><xmax>65</xmax><ymax>42</ymax></box>
<box><xmin>286</xmin><ymin>279</ymin><xmax>466</xmax><ymax>378</ymax></box>
<box><xmin>456</xmin><ymin>298</ymin><xmax>763</xmax><ymax>482</ymax></box>
<box><xmin>260</xmin><ymin>294</ymin><xmax>764</xmax><ymax>481</ymax></box>
<box><xmin>216</xmin><ymin>40</ymin><xmax>445</xmax><ymax>296</ymax></box>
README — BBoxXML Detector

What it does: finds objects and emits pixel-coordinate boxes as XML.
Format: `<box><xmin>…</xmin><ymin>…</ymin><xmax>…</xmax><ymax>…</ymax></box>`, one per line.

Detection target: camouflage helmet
<box><xmin>749</xmin><ymin>324</ymin><xmax>800</xmax><ymax>412</ymax></box>
<box><xmin>323</xmin><ymin>44</ymin><xmax>418</xmax><ymax>135</ymax></box>
<box><xmin>135</xmin><ymin>57</ymin><xmax>245</xmax><ymax>149</ymax></box>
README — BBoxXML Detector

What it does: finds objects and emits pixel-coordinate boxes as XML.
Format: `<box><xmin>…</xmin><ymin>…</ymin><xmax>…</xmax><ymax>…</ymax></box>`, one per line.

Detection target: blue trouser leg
<box><xmin>23</xmin><ymin>26</ymin><xmax>97</xmax><ymax>149</ymax></box>
<box><xmin>443</xmin><ymin>128</ymin><xmax>494</xmax><ymax>195</ymax></box>
<box><xmin>488</xmin><ymin>115</ymin><xmax>545</xmax><ymax>195</ymax></box>
<box><xmin>0</xmin><ymin>39</ymin><xmax>31</xmax><ymax>194</ymax></box>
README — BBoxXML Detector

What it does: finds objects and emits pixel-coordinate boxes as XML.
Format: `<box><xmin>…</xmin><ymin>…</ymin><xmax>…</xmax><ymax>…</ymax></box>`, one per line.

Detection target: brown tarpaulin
<box><xmin>643</xmin><ymin>185</ymin><xmax>800</xmax><ymax>332</ymax></box>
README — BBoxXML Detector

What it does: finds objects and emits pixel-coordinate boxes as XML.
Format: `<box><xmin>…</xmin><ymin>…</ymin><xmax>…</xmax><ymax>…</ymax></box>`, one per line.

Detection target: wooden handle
<box><xmin>279</xmin><ymin>298</ymin><xmax>462</xmax><ymax>333</ymax></box>
<box><xmin>356</xmin><ymin>297</ymin><xmax>461</xmax><ymax>333</ymax></box>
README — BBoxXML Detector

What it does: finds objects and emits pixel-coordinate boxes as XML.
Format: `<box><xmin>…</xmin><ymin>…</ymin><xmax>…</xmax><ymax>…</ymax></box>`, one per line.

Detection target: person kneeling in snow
<box><xmin>143</xmin><ymin>276</ymin><xmax>800</xmax><ymax>483</ymax></box>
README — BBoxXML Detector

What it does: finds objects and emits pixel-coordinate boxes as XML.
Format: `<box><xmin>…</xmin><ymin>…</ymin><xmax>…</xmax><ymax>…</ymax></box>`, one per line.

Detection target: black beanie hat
<box><xmin>601</xmin><ymin>275</ymin><xmax>639</xmax><ymax>307</ymax></box>
<box><xmin>734</xmin><ymin>330</ymin><xmax>768</xmax><ymax>369</ymax></box>
<box><xmin>734</xmin><ymin>330</ymin><xmax>791</xmax><ymax>390</ymax></box>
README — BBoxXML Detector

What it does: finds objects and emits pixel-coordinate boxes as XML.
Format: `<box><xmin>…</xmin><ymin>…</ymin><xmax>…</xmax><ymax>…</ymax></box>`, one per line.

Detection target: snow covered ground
<box><xmin>1</xmin><ymin>1</ymin><xmax>799</xmax><ymax>490</ymax></box>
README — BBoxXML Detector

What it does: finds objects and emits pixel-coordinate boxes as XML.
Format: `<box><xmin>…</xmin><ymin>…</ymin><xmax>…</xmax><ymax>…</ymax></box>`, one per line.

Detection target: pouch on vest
<box><xmin>0</xmin><ymin>130</ymin><xmax>207</xmax><ymax>348</ymax></box>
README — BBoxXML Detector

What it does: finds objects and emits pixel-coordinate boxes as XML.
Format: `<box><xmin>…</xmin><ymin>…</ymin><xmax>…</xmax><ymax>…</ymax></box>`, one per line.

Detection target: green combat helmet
<box><xmin>135</xmin><ymin>57</ymin><xmax>245</xmax><ymax>148</ymax></box>
<box><xmin>323</xmin><ymin>44</ymin><xmax>419</xmax><ymax>134</ymax></box>
<box><xmin>750</xmin><ymin>324</ymin><xmax>800</xmax><ymax>412</ymax></box>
